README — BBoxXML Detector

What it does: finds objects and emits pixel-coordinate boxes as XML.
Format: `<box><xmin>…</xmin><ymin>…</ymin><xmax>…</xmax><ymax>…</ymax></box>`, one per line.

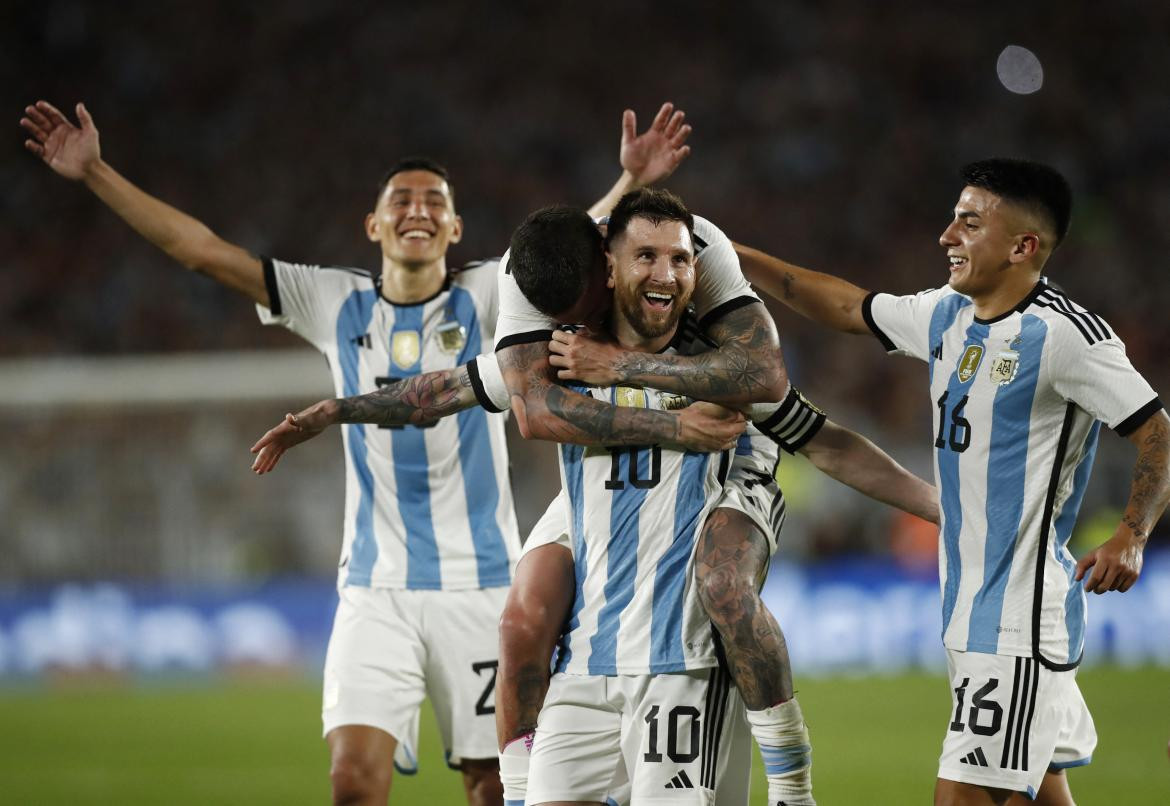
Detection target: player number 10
<box><xmin>643</xmin><ymin>704</ymin><xmax>701</xmax><ymax>763</ymax></box>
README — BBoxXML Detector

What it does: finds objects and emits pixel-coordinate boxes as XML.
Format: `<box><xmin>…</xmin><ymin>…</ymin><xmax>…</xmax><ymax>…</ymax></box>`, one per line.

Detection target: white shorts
<box><xmin>938</xmin><ymin>650</ymin><xmax>1097</xmax><ymax>798</ymax></box>
<box><xmin>527</xmin><ymin>668</ymin><xmax>751</xmax><ymax>806</ymax></box>
<box><xmin>520</xmin><ymin>465</ymin><xmax>784</xmax><ymax>560</ymax></box>
<box><xmin>321</xmin><ymin>585</ymin><xmax>507</xmax><ymax>771</ymax></box>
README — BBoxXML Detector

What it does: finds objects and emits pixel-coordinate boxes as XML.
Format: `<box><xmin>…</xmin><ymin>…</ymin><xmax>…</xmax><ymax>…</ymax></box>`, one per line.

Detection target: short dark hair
<box><xmin>378</xmin><ymin>156</ymin><xmax>454</xmax><ymax>201</ymax></box>
<box><xmin>960</xmin><ymin>158</ymin><xmax>1072</xmax><ymax>246</ymax></box>
<box><xmin>508</xmin><ymin>206</ymin><xmax>604</xmax><ymax>317</ymax></box>
<box><xmin>605</xmin><ymin>188</ymin><xmax>695</xmax><ymax>251</ymax></box>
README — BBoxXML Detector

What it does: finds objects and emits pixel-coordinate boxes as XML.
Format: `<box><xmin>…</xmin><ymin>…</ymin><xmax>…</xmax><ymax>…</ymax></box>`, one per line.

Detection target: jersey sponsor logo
<box><xmin>435</xmin><ymin>321</ymin><xmax>467</xmax><ymax>354</ymax></box>
<box><xmin>392</xmin><ymin>331</ymin><xmax>421</xmax><ymax>368</ymax></box>
<box><xmin>957</xmin><ymin>345</ymin><xmax>985</xmax><ymax>382</ymax></box>
<box><xmin>659</xmin><ymin>393</ymin><xmax>690</xmax><ymax>411</ymax></box>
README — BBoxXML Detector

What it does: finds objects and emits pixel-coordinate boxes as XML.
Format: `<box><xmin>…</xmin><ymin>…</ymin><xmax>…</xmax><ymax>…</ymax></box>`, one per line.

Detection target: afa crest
<box><xmin>435</xmin><ymin>321</ymin><xmax>466</xmax><ymax>355</ymax></box>
<box><xmin>957</xmin><ymin>345</ymin><xmax>984</xmax><ymax>383</ymax></box>
<box><xmin>989</xmin><ymin>350</ymin><xmax>1020</xmax><ymax>385</ymax></box>
<box><xmin>391</xmin><ymin>331</ymin><xmax>421</xmax><ymax>369</ymax></box>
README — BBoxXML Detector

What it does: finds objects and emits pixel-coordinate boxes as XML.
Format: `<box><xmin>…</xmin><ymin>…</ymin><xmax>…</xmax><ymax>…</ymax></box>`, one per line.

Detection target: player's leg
<box><xmin>1006</xmin><ymin>770</ymin><xmax>1073</xmax><ymax>806</ymax></box>
<box><xmin>322</xmin><ymin>587</ymin><xmax>428</xmax><ymax>805</ymax></box>
<box><xmin>934</xmin><ymin>778</ymin><xmax>1013</xmax><ymax>805</ymax></box>
<box><xmin>423</xmin><ymin>586</ymin><xmax>511</xmax><ymax>806</ymax></box>
<box><xmin>496</xmin><ymin>497</ymin><xmax>577</xmax><ymax>806</ymax></box>
<box><xmin>327</xmin><ymin>726</ymin><xmax>398</xmax><ymax>805</ymax></box>
<box><xmin>693</xmin><ymin>497</ymin><xmax>814</xmax><ymax>806</ymax></box>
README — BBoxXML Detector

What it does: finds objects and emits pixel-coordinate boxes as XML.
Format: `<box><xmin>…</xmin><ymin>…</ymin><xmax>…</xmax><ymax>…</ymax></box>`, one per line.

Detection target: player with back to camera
<box><xmin>732</xmin><ymin>158</ymin><xmax>1170</xmax><ymax>806</ymax></box>
<box><xmin>254</xmin><ymin>189</ymin><xmax>941</xmax><ymax>804</ymax></box>
<box><xmin>20</xmin><ymin>97</ymin><xmax>696</xmax><ymax>806</ymax></box>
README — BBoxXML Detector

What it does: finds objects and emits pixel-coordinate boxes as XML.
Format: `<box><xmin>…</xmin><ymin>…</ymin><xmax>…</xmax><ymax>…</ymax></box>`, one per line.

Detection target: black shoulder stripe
<box><xmin>1037</xmin><ymin>290</ymin><xmax>1109</xmax><ymax>343</ymax></box>
<box><xmin>861</xmin><ymin>292</ymin><xmax>897</xmax><ymax>352</ymax></box>
<box><xmin>1035</xmin><ymin>295</ymin><xmax>1100</xmax><ymax>345</ymax></box>
<box><xmin>495</xmin><ymin>330</ymin><xmax>553</xmax><ymax>352</ymax></box>
<box><xmin>261</xmin><ymin>256</ymin><xmax>282</xmax><ymax>316</ymax></box>
<box><xmin>696</xmin><ymin>295</ymin><xmax>758</xmax><ymax>331</ymax></box>
<box><xmin>465</xmin><ymin>359</ymin><xmax>505</xmax><ymax>413</ymax></box>
<box><xmin>693</xmin><ymin>232</ymin><xmax>708</xmax><ymax>253</ymax></box>
<box><xmin>1115</xmin><ymin>397</ymin><xmax>1163</xmax><ymax>437</ymax></box>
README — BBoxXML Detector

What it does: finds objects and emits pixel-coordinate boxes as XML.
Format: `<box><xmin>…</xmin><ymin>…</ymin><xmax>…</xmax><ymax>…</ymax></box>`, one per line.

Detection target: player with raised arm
<box><xmin>20</xmin><ymin>97</ymin><xmax>693</xmax><ymax>806</ymax></box>
<box><xmin>254</xmin><ymin>191</ymin><xmax>941</xmax><ymax>805</ymax></box>
<box><xmin>733</xmin><ymin>158</ymin><xmax>1170</xmax><ymax>806</ymax></box>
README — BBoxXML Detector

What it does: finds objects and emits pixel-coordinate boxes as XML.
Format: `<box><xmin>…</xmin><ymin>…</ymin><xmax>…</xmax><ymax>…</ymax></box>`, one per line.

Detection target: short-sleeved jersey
<box><xmin>257</xmin><ymin>257</ymin><xmax>521</xmax><ymax>591</ymax></box>
<box><xmin>865</xmin><ymin>280</ymin><xmax>1161</xmax><ymax>667</ymax></box>
<box><xmin>551</xmin><ymin>377</ymin><xmax>778</xmax><ymax>678</ymax></box>
<box><xmin>492</xmin><ymin>214</ymin><xmax>761</xmax><ymax>351</ymax></box>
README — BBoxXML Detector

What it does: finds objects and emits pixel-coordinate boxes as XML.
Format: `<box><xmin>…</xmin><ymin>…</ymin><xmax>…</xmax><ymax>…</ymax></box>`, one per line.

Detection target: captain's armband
<box><xmin>750</xmin><ymin>386</ymin><xmax>827</xmax><ymax>453</ymax></box>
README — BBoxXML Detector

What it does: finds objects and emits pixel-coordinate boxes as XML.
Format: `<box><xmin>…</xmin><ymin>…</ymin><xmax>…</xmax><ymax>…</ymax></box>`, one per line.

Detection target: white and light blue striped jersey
<box><xmin>551</xmin><ymin>380</ymin><xmax>778</xmax><ymax>677</ymax></box>
<box><xmin>257</xmin><ymin>257</ymin><xmax>520</xmax><ymax>591</ymax></box>
<box><xmin>865</xmin><ymin>280</ymin><xmax>1161</xmax><ymax>667</ymax></box>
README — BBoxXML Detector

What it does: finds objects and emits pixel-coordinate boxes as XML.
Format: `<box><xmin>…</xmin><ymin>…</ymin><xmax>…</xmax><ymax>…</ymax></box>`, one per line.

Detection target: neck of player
<box><xmin>971</xmin><ymin>269</ymin><xmax>1041</xmax><ymax>321</ymax></box>
<box><xmin>379</xmin><ymin>258</ymin><xmax>447</xmax><ymax>305</ymax></box>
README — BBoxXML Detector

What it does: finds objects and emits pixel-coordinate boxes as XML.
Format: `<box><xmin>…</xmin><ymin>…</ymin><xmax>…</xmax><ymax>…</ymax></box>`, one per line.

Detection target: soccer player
<box><xmin>253</xmin><ymin>191</ymin><xmax>941</xmax><ymax>805</ymax></box>
<box><xmin>732</xmin><ymin>158</ymin><xmax>1170</xmax><ymax>806</ymax></box>
<box><xmin>20</xmin><ymin>97</ymin><xmax>695</xmax><ymax>806</ymax></box>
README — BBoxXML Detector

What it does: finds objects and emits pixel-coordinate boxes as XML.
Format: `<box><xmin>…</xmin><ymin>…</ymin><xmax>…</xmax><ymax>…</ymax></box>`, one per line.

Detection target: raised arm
<box><xmin>733</xmin><ymin>242</ymin><xmax>871</xmax><ymax>335</ymax></box>
<box><xmin>587</xmin><ymin>102</ymin><xmax>692</xmax><ymax>220</ymax></box>
<box><xmin>549</xmin><ymin>300</ymin><xmax>788</xmax><ymax>405</ymax></box>
<box><xmin>499</xmin><ymin>341</ymin><xmax>745</xmax><ymax>451</ymax></box>
<box><xmin>1075</xmin><ymin>409</ymin><xmax>1170</xmax><ymax>593</ymax></box>
<box><xmin>798</xmin><ymin>419</ymin><xmax>938</xmax><ymax>523</ymax></box>
<box><xmin>21</xmin><ymin>100</ymin><xmax>266</xmax><ymax>305</ymax></box>
<box><xmin>251</xmin><ymin>365</ymin><xmax>482</xmax><ymax>473</ymax></box>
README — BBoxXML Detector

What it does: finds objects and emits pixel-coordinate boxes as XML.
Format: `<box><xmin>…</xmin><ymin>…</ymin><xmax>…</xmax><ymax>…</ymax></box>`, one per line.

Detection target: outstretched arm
<box><xmin>250</xmin><ymin>365</ymin><xmax>480</xmax><ymax>473</ymax></box>
<box><xmin>799</xmin><ymin>419</ymin><xmax>939</xmax><ymax>523</ymax></box>
<box><xmin>733</xmin><ymin>242</ymin><xmax>871</xmax><ymax>335</ymax></box>
<box><xmin>587</xmin><ymin>101</ymin><xmax>692</xmax><ymax>219</ymax></box>
<box><xmin>549</xmin><ymin>301</ymin><xmax>788</xmax><ymax>405</ymax></box>
<box><xmin>21</xmin><ymin>100</ymin><xmax>266</xmax><ymax>305</ymax></box>
<box><xmin>499</xmin><ymin>341</ymin><xmax>744</xmax><ymax>451</ymax></box>
<box><xmin>1076</xmin><ymin>410</ymin><xmax>1170</xmax><ymax>593</ymax></box>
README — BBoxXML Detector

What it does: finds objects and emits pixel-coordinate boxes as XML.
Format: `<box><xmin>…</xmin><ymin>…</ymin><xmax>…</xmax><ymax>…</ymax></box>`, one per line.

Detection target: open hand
<box><xmin>250</xmin><ymin>399</ymin><xmax>339</xmax><ymax>474</ymax></box>
<box><xmin>620</xmin><ymin>102</ymin><xmax>692</xmax><ymax>187</ymax></box>
<box><xmin>21</xmin><ymin>100</ymin><xmax>100</xmax><ymax>180</ymax></box>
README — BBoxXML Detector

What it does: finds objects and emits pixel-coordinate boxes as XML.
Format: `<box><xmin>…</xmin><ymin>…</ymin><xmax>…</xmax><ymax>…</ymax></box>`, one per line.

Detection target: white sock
<box><xmin>498</xmin><ymin>731</ymin><xmax>534</xmax><ymax>806</ymax></box>
<box><xmin>747</xmin><ymin>698</ymin><xmax>815</xmax><ymax>806</ymax></box>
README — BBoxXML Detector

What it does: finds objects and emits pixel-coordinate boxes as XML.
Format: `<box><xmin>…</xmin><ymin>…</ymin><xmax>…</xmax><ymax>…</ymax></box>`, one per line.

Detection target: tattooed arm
<box><xmin>799</xmin><ymin>419</ymin><xmax>939</xmax><ymax>523</ymax></box>
<box><xmin>250</xmin><ymin>365</ymin><xmax>479</xmax><ymax>473</ymax></box>
<box><xmin>1076</xmin><ymin>409</ymin><xmax>1170</xmax><ymax>593</ymax></box>
<box><xmin>500</xmin><ymin>341</ymin><xmax>745</xmax><ymax>450</ymax></box>
<box><xmin>733</xmin><ymin>242</ymin><xmax>871</xmax><ymax>335</ymax></box>
<box><xmin>548</xmin><ymin>301</ymin><xmax>788</xmax><ymax>405</ymax></box>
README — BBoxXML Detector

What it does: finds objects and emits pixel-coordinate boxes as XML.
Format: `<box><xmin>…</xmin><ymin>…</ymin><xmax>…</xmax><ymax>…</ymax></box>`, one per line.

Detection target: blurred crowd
<box><xmin>3</xmin><ymin>0</ymin><xmax>1167</xmax><ymax>580</ymax></box>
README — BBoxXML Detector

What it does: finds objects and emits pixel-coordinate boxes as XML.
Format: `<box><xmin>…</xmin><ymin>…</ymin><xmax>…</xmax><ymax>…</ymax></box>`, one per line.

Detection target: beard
<box><xmin>615</xmin><ymin>284</ymin><xmax>690</xmax><ymax>340</ymax></box>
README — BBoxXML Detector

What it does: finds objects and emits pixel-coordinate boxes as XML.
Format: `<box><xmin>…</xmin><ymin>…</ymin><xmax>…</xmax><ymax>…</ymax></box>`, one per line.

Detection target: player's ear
<box><xmin>449</xmin><ymin>214</ymin><xmax>464</xmax><ymax>244</ymax></box>
<box><xmin>1010</xmin><ymin>232</ymin><xmax>1040</xmax><ymax>263</ymax></box>
<box><xmin>605</xmin><ymin>251</ymin><xmax>616</xmax><ymax>289</ymax></box>
<box><xmin>364</xmin><ymin>212</ymin><xmax>379</xmax><ymax>243</ymax></box>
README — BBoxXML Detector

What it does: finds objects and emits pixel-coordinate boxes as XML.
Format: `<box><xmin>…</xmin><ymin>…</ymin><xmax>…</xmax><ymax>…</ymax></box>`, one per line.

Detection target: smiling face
<box><xmin>606</xmin><ymin>216</ymin><xmax>696</xmax><ymax>346</ymax></box>
<box><xmin>939</xmin><ymin>186</ymin><xmax>1041</xmax><ymax>300</ymax></box>
<box><xmin>366</xmin><ymin>169</ymin><xmax>462</xmax><ymax>268</ymax></box>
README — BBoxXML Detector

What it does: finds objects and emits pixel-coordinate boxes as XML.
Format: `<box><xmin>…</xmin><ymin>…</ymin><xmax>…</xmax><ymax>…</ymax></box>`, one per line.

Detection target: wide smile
<box><xmin>642</xmin><ymin>291</ymin><xmax>675</xmax><ymax>312</ymax></box>
<box><xmin>948</xmin><ymin>254</ymin><xmax>969</xmax><ymax>273</ymax></box>
<box><xmin>399</xmin><ymin>229</ymin><xmax>435</xmax><ymax>242</ymax></box>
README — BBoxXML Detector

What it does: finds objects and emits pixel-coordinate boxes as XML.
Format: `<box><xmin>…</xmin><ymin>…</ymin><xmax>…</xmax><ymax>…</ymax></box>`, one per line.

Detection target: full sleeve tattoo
<box><xmin>607</xmin><ymin>302</ymin><xmax>787</xmax><ymax>404</ymax></box>
<box><xmin>500</xmin><ymin>341</ymin><xmax>682</xmax><ymax>446</ymax></box>
<box><xmin>334</xmin><ymin>365</ymin><xmax>480</xmax><ymax>428</ymax></box>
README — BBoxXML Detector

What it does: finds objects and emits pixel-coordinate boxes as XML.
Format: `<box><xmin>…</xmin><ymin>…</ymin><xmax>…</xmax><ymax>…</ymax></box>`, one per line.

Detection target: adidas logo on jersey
<box><xmin>959</xmin><ymin>746</ymin><xmax>990</xmax><ymax>767</ymax></box>
<box><xmin>664</xmin><ymin>769</ymin><xmax>695</xmax><ymax>789</ymax></box>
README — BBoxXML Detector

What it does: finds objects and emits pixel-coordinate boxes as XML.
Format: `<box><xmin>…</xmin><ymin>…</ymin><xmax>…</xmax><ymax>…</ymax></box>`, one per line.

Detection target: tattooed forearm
<box><xmin>611</xmin><ymin>302</ymin><xmax>787</xmax><ymax>404</ymax></box>
<box><xmin>500</xmin><ymin>340</ymin><xmax>683</xmax><ymax>446</ymax></box>
<box><xmin>1123</xmin><ymin>410</ymin><xmax>1170</xmax><ymax>538</ymax></box>
<box><xmin>334</xmin><ymin>366</ymin><xmax>477</xmax><ymax>427</ymax></box>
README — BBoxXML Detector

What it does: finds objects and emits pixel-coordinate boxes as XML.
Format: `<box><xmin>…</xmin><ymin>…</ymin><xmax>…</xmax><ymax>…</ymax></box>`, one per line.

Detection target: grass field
<box><xmin>1</xmin><ymin>666</ymin><xmax>1166</xmax><ymax>804</ymax></box>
